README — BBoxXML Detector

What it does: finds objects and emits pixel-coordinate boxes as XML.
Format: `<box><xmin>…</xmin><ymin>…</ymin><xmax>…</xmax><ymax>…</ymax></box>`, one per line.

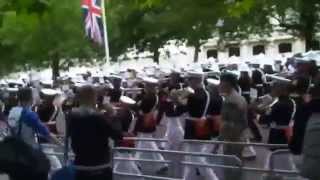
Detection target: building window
<box><xmin>309</xmin><ymin>40</ymin><xmax>320</xmax><ymax>50</ymax></box>
<box><xmin>279</xmin><ymin>43</ymin><xmax>292</xmax><ymax>53</ymax></box>
<box><xmin>207</xmin><ymin>49</ymin><xmax>218</xmax><ymax>59</ymax></box>
<box><xmin>253</xmin><ymin>45</ymin><xmax>265</xmax><ymax>55</ymax></box>
<box><xmin>229</xmin><ymin>47</ymin><xmax>240</xmax><ymax>57</ymax></box>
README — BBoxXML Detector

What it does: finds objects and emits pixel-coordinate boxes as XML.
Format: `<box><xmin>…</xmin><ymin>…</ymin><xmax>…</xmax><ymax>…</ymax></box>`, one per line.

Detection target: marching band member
<box><xmin>238</xmin><ymin>71</ymin><xmax>252</xmax><ymax>104</ymax></box>
<box><xmin>37</xmin><ymin>89</ymin><xmax>60</xmax><ymax>134</ymax></box>
<box><xmin>37</xmin><ymin>88</ymin><xmax>65</xmax><ymax>171</ymax></box>
<box><xmin>113</xmin><ymin>96</ymin><xmax>144</xmax><ymax>180</ymax></box>
<box><xmin>108</xmin><ymin>75</ymin><xmax>123</xmax><ymax>104</ymax></box>
<box><xmin>264</xmin><ymin>79</ymin><xmax>296</xmax><ymax>150</ymax></box>
<box><xmin>251</xmin><ymin>63</ymin><xmax>266</xmax><ymax>97</ymax></box>
<box><xmin>206</xmin><ymin>78</ymin><xmax>223</xmax><ymax>139</ymax></box>
<box><xmin>134</xmin><ymin>77</ymin><xmax>168</xmax><ymax>175</ymax></box>
<box><xmin>161</xmin><ymin>70</ymin><xmax>186</xmax><ymax>151</ymax></box>
<box><xmin>183</xmin><ymin>71</ymin><xmax>218</xmax><ymax>180</ymax></box>
<box><xmin>158</xmin><ymin>70</ymin><xmax>187</xmax><ymax>176</ymax></box>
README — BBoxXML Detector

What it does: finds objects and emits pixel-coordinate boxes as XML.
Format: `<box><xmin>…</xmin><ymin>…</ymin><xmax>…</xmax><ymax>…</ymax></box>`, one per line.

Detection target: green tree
<box><xmin>0</xmin><ymin>0</ymin><xmax>100</xmax><ymax>78</ymax></box>
<box><xmin>108</xmin><ymin>0</ymin><xmax>234</xmax><ymax>63</ymax></box>
<box><xmin>220</xmin><ymin>0</ymin><xmax>320</xmax><ymax>51</ymax></box>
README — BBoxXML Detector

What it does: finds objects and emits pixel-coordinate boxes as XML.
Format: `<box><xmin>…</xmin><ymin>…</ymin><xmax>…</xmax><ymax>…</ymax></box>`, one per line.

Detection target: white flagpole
<box><xmin>101</xmin><ymin>0</ymin><xmax>110</xmax><ymax>64</ymax></box>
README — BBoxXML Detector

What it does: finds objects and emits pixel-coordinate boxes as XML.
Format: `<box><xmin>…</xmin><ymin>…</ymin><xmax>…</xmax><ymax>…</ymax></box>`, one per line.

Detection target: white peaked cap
<box><xmin>171</xmin><ymin>67</ymin><xmax>182</xmax><ymax>74</ymax></box>
<box><xmin>0</xmin><ymin>80</ymin><xmax>7</xmax><ymax>85</ymax></box>
<box><xmin>74</xmin><ymin>83</ymin><xmax>86</xmax><ymax>88</ymax></box>
<box><xmin>207</xmin><ymin>57</ymin><xmax>216</xmax><ymax>62</ymax></box>
<box><xmin>6</xmin><ymin>87</ymin><xmax>19</xmax><ymax>92</ymax></box>
<box><xmin>187</xmin><ymin>71</ymin><xmax>205</xmax><ymax>79</ymax></box>
<box><xmin>41</xmin><ymin>79</ymin><xmax>53</xmax><ymax>86</ymax></box>
<box><xmin>120</xmin><ymin>96</ymin><xmax>136</xmax><ymax>105</ymax></box>
<box><xmin>238</xmin><ymin>63</ymin><xmax>250</xmax><ymax>72</ymax></box>
<box><xmin>266</xmin><ymin>74</ymin><xmax>292</xmax><ymax>83</ymax></box>
<box><xmin>143</xmin><ymin>77</ymin><xmax>159</xmax><ymax>84</ymax></box>
<box><xmin>6</xmin><ymin>79</ymin><xmax>24</xmax><ymax>85</ymax></box>
<box><xmin>108</xmin><ymin>75</ymin><xmax>123</xmax><ymax>80</ymax></box>
<box><xmin>208</xmin><ymin>64</ymin><xmax>220</xmax><ymax>72</ymax></box>
<box><xmin>41</xmin><ymin>88</ymin><xmax>60</xmax><ymax>96</ymax></box>
<box><xmin>207</xmin><ymin>78</ymin><xmax>220</xmax><ymax>86</ymax></box>
<box><xmin>186</xmin><ymin>87</ymin><xmax>195</xmax><ymax>94</ymax></box>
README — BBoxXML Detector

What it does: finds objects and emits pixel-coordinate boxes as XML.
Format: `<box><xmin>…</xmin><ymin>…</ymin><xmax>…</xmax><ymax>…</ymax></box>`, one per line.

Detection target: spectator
<box><xmin>7</xmin><ymin>88</ymin><xmax>60</xmax><ymax>148</ymax></box>
<box><xmin>219</xmin><ymin>73</ymin><xmax>248</xmax><ymax>180</ymax></box>
<box><xmin>300</xmin><ymin>84</ymin><xmax>320</xmax><ymax>180</ymax></box>
<box><xmin>219</xmin><ymin>73</ymin><xmax>248</xmax><ymax>150</ymax></box>
<box><xmin>289</xmin><ymin>75</ymin><xmax>312</xmax><ymax>155</ymax></box>
<box><xmin>67</xmin><ymin>85</ymin><xmax>123</xmax><ymax>180</ymax></box>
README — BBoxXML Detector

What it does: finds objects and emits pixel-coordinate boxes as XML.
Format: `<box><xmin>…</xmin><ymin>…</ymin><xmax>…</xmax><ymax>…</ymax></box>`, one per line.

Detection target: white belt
<box><xmin>270</xmin><ymin>122</ymin><xmax>290</xmax><ymax>130</ymax></box>
<box><xmin>187</xmin><ymin>117</ymin><xmax>205</xmax><ymax>121</ymax></box>
<box><xmin>256</xmin><ymin>84</ymin><xmax>264</xmax><ymax>87</ymax></box>
<box><xmin>242</xmin><ymin>91</ymin><xmax>250</xmax><ymax>95</ymax></box>
<box><xmin>74</xmin><ymin>163</ymin><xmax>111</xmax><ymax>171</ymax></box>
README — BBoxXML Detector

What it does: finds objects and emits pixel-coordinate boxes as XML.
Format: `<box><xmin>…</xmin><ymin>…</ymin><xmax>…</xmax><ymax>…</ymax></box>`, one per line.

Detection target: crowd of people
<box><xmin>0</xmin><ymin>58</ymin><xmax>319</xmax><ymax>180</ymax></box>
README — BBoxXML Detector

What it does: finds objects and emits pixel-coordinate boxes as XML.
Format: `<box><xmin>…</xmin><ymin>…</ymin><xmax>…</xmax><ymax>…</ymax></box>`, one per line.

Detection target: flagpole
<box><xmin>101</xmin><ymin>0</ymin><xmax>110</xmax><ymax>65</ymax></box>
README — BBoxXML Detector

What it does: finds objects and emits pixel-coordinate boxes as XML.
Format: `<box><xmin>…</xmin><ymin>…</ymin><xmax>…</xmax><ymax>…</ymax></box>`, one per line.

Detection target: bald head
<box><xmin>78</xmin><ymin>85</ymin><xmax>97</xmax><ymax>107</ymax></box>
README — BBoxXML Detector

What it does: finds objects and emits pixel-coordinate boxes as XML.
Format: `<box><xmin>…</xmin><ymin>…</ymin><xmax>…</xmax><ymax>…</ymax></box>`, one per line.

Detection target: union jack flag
<box><xmin>81</xmin><ymin>0</ymin><xmax>104</xmax><ymax>45</ymax></box>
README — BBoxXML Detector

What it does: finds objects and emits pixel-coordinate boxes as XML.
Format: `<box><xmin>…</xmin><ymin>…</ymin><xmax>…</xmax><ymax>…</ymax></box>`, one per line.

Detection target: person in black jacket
<box><xmin>67</xmin><ymin>85</ymin><xmax>123</xmax><ymax>180</ymax></box>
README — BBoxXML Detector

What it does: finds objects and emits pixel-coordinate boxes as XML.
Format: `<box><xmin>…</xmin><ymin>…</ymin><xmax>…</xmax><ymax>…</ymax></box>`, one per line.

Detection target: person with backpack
<box><xmin>7</xmin><ymin>88</ymin><xmax>61</xmax><ymax>148</ymax></box>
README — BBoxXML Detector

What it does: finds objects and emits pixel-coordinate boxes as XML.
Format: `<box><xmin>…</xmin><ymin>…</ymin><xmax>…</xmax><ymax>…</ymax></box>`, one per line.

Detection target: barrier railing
<box><xmin>112</xmin><ymin>147</ymin><xmax>300</xmax><ymax>174</ymax></box>
<box><xmin>114</xmin><ymin>172</ymin><xmax>182</xmax><ymax>180</ymax></box>
<box><xmin>112</xmin><ymin>147</ymin><xmax>300</xmax><ymax>179</ymax></box>
<box><xmin>112</xmin><ymin>147</ymin><xmax>242</xmax><ymax>179</ymax></box>
<box><xmin>182</xmin><ymin>139</ymin><xmax>288</xmax><ymax>148</ymax></box>
<box><xmin>43</xmin><ymin>138</ymin><xmax>300</xmax><ymax>179</ymax></box>
<box><xmin>123</xmin><ymin>137</ymin><xmax>288</xmax><ymax>148</ymax></box>
<box><xmin>269</xmin><ymin>149</ymin><xmax>295</xmax><ymax>171</ymax></box>
<box><xmin>113</xmin><ymin>147</ymin><xmax>242</xmax><ymax>165</ymax></box>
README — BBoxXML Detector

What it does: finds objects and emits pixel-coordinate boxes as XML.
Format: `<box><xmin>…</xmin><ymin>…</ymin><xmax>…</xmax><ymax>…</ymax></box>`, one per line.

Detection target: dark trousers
<box><xmin>248</xmin><ymin>109</ymin><xmax>262</xmax><ymax>140</ymax></box>
<box><xmin>75</xmin><ymin>167</ymin><xmax>112</xmax><ymax>180</ymax></box>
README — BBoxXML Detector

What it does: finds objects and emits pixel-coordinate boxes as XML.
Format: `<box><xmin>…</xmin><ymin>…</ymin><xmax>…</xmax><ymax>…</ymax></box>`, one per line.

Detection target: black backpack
<box><xmin>0</xmin><ymin>109</ymin><xmax>50</xmax><ymax>180</ymax></box>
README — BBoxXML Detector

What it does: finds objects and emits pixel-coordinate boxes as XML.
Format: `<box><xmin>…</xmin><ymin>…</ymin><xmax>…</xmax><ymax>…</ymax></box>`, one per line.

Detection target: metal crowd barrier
<box><xmin>41</xmin><ymin>138</ymin><xmax>300</xmax><ymax>179</ymax></box>
<box><xmin>114</xmin><ymin>172</ymin><xmax>182</xmax><ymax>180</ymax></box>
<box><xmin>112</xmin><ymin>147</ymin><xmax>242</xmax><ymax>179</ymax></box>
<box><xmin>182</xmin><ymin>139</ymin><xmax>289</xmax><ymax>148</ymax></box>
<box><xmin>115</xmin><ymin>138</ymin><xmax>301</xmax><ymax>180</ymax></box>
<box><xmin>113</xmin><ymin>147</ymin><xmax>241</xmax><ymax>163</ymax></box>
<box><xmin>123</xmin><ymin>137</ymin><xmax>289</xmax><ymax>148</ymax></box>
<box><xmin>112</xmin><ymin>147</ymin><xmax>301</xmax><ymax>180</ymax></box>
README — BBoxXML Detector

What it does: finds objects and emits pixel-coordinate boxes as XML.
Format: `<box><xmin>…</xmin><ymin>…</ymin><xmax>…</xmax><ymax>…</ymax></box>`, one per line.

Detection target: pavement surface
<box><xmin>0</xmin><ymin>128</ymin><xmax>307</xmax><ymax>180</ymax></box>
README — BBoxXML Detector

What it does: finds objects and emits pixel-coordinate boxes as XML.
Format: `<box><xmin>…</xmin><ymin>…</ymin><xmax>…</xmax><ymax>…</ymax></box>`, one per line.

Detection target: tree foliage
<box><xmin>0</xmin><ymin>0</ymin><xmax>99</xmax><ymax>77</ymax></box>
<box><xmin>2</xmin><ymin>0</ymin><xmax>315</xmax><ymax>77</ymax></box>
<box><xmin>219</xmin><ymin>0</ymin><xmax>320</xmax><ymax>51</ymax></box>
